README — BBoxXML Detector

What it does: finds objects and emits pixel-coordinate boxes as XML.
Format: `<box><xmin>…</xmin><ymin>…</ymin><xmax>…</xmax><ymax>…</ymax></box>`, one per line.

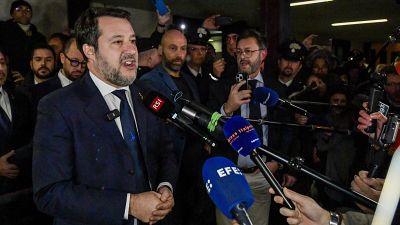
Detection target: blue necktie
<box><xmin>248</xmin><ymin>80</ymin><xmax>263</xmax><ymax>138</ymax></box>
<box><xmin>112</xmin><ymin>90</ymin><xmax>149</xmax><ymax>192</ymax></box>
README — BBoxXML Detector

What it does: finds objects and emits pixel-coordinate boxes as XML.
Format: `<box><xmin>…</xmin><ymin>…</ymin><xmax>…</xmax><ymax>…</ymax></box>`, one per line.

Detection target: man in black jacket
<box><xmin>0</xmin><ymin>0</ymin><xmax>46</xmax><ymax>76</ymax></box>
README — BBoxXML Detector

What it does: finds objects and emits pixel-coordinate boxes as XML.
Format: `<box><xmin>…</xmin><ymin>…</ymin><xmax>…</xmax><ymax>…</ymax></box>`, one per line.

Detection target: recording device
<box><xmin>106</xmin><ymin>109</ymin><xmax>120</xmax><ymax>121</ymax></box>
<box><xmin>215</xmin><ymin>16</ymin><xmax>233</xmax><ymax>26</ymax></box>
<box><xmin>153</xmin><ymin>0</ymin><xmax>169</xmax><ymax>16</ymax></box>
<box><xmin>236</xmin><ymin>72</ymin><xmax>249</xmax><ymax>92</ymax></box>
<box><xmin>223</xmin><ymin>116</ymin><xmax>295</xmax><ymax>210</ymax></box>
<box><xmin>365</xmin><ymin>86</ymin><xmax>384</xmax><ymax>133</ymax></box>
<box><xmin>253</xmin><ymin>87</ymin><xmax>312</xmax><ymax>117</ymax></box>
<box><xmin>202</xmin><ymin>156</ymin><xmax>254</xmax><ymax>225</ymax></box>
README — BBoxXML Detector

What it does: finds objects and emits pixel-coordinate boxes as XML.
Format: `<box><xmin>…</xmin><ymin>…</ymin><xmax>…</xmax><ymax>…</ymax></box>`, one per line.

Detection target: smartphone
<box><xmin>215</xmin><ymin>16</ymin><xmax>233</xmax><ymax>26</ymax></box>
<box><xmin>236</xmin><ymin>72</ymin><xmax>249</xmax><ymax>91</ymax></box>
<box><xmin>153</xmin><ymin>0</ymin><xmax>169</xmax><ymax>16</ymax></box>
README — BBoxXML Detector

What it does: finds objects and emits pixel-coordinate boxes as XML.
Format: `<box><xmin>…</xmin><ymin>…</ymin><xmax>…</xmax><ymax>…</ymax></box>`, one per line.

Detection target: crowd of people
<box><xmin>0</xmin><ymin>1</ymin><xmax>399</xmax><ymax>225</ymax></box>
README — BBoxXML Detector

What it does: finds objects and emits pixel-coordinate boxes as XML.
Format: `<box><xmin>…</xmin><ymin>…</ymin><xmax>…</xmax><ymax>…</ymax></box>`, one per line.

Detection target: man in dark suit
<box><xmin>33</xmin><ymin>36</ymin><xmax>86</xmax><ymax>115</ymax></box>
<box><xmin>140</xmin><ymin>28</ymin><xmax>215</xmax><ymax>225</ymax></box>
<box><xmin>0</xmin><ymin>47</ymin><xmax>36</xmax><ymax>224</ymax></box>
<box><xmin>32</xmin><ymin>7</ymin><xmax>178</xmax><ymax>225</ymax></box>
<box><xmin>208</xmin><ymin>29</ymin><xmax>278</xmax><ymax>225</ymax></box>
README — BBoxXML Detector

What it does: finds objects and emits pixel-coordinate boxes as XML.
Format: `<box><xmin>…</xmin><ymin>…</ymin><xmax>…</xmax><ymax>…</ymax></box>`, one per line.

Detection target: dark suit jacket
<box><xmin>0</xmin><ymin>87</ymin><xmax>33</xmax><ymax>194</ymax></box>
<box><xmin>32</xmin><ymin>73</ymin><xmax>178</xmax><ymax>225</ymax></box>
<box><xmin>33</xmin><ymin>75</ymin><xmax>62</xmax><ymax>104</ymax></box>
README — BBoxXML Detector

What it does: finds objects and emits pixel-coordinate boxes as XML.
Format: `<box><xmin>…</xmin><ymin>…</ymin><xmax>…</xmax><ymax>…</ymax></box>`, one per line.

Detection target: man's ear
<box><xmin>82</xmin><ymin>44</ymin><xmax>95</xmax><ymax>60</ymax></box>
<box><xmin>261</xmin><ymin>49</ymin><xmax>268</xmax><ymax>61</ymax></box>
<box><xmin>60</xmin><ymin>52</ymin><xmax>66</xmax><ymax>66</ymax></box>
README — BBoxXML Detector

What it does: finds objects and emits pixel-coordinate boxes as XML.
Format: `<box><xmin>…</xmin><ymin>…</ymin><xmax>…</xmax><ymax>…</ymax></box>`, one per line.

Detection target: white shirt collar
<box><xmin>278</xmin><ymin>77</ymin><xmax>293</xmax><ymax>87</ymax></box>
<box><xmin>89</xmin><ymin>71</ymin><xmax>130</xmax><ymax>97</ymax></box>
<box><xmin>187</xmin><ymin>65</ymin><xmax>202</xmax><ymax>77</ymax></box>
<box><xmin>58</xmin><ymin>70</ymin><xmax>73</xmax><ymax>87</ymax></box>
<box><xmin>250</xmin><ymin>72</ymin><xmax>264</xmax><ymax>84</ymax></box>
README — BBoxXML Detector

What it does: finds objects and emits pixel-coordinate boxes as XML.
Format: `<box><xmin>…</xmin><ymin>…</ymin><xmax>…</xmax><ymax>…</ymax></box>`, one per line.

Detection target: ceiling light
<box><xmin>331</xmin><ymin>19</ymin><xmax>388</xmax><ymax>27</ymax></box>
<box><xmin>290</xmin><ymin>0</ymin><xmax>333</xmax><ymax>7</ymax></box>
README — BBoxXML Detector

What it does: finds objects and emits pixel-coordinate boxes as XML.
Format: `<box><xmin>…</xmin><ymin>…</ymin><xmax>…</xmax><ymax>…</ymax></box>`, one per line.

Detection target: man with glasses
<box><xmin>0</xmin><ymin>0</ymin><xmax>46</xmax><ymax>77</ymax></box>
<box><xmin>209</xmin><ymin>29</ymin><xmax>277</xmax><ymax>225</ymax></box>
<box><xmin>33</xmin><ymin>37</ymin><xmax>86</xmax><ymax>108</ymax></box>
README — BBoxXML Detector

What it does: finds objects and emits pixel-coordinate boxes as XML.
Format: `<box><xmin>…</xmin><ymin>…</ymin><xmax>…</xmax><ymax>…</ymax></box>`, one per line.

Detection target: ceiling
<box><xmin>97</xmin><ymin>0</ymin><xmax>400</xmax><ymax>43</ymax></box>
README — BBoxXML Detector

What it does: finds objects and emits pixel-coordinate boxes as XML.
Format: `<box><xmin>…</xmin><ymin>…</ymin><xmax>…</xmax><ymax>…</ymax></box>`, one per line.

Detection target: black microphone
<box><xmin>142</xmin><ymin>90</ymin><xmax>218</xmax><ymax>147</ymax></box>
<box><xmin>172</xmin><ymin>90</ymin><xmax>215</xmax><ymax>116</ymax></box>
<box><xmin>106</xmin><ymin>109</ymin><xmax>120</xmax><ymax>121</ymax></box>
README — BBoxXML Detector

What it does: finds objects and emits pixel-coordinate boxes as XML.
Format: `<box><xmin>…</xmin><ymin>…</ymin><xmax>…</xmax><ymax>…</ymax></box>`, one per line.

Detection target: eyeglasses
<box><xmin>189</xmin><ymin>47</ymin><xmax>207</xmax><ymax>53</ymax></box>
<box><xmin>63</xmin><ymin>54</ymin><xmax>87</xmax><ymax>67</ymax></box>
<box><xmin>14</xmin><ymin>7</ymin><xmax>31</xmax><ymax>13</ymax></box>
<box><xmin>235</xmin><ymin>48</ymin><xmax>265</xmax><ymax>57</ymax></box>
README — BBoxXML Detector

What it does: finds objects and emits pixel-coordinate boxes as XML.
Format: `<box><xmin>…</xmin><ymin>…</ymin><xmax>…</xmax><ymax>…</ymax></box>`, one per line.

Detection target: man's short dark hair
<box><xmin>30</xmin><ymin>43</ymin><xmax>56</xmax><ymax>60</ymax></box>
<box><xmin>74</xmin><ymin>7</ymin><xmax>131</xmax><ymax>59</ymax></box>
<box><xmin>49</xmin><ymin>32</ymin><xmax>70</xmax><ymax>50</ymax></box>
<box><xmin>63</xmin><ymin>36</ymin><xmax>78</xmax><ymax>54</ymax></box>
<box><xmin>237</xmin><ymin>29</ymin><xmax>267</xmax><ymax>50</ymax></box>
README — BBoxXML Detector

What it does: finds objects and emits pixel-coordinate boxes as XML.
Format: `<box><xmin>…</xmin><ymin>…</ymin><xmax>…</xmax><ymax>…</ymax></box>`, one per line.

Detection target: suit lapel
<box><xmin>79</xmin><ymin>75</ymin><xmax>129</xmax><ymax>154</ymax></box>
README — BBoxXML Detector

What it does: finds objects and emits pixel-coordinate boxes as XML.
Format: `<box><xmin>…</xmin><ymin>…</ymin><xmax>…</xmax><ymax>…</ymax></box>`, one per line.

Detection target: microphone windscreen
<box><xmin>253</xmin><ymin>87</ymin><xmax>279</xmax><ymax>107</ymax></box>
<box><xmin>223</xmin><ymin>116</ymin><xmax>261</xmax><ymax>156</ymax></box>
<box><xmin>202</xmin><ymin>156</ymin><xmax>254</xmax><ymax>219</ymax></box>
<box><xmin>142</xmin><ymin>91</ymin><xmax>175</xmax><ymax>119</ymax></box>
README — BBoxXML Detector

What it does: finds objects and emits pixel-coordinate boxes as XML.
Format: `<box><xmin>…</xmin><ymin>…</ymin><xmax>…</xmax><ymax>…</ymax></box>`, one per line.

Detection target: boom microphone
<box><xmin>202</xmin><ymin>156</ymin><xmax>254</xmax><ymax>225</ymax></box>
<box><xmin>142</xmin><ymin>90</ymin><xmax>218</xmax><ymax>147</ymax></box>
<box><xmin>253</xmin><ymin>87</ymin><xmax>312</xmax><ymax>117</ymax></box>
<box><xmin>223</xmin><ymin>116</ymin><xmax>295</xmax><ymax>210</ymax></box>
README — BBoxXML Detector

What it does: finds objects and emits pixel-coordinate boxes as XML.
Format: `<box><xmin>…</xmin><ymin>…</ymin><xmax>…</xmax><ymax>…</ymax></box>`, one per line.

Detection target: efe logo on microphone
<box><xmin>151</xmin><ymin>97</ymin><xmax>165</xmax><ymax>112</ymax></box>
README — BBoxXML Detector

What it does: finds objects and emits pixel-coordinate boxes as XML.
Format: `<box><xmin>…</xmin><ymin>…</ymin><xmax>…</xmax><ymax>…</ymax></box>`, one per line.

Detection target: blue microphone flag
<box><xmin>202</xmin><ymin>156</ymin><xmax>254</xmax><ymax>219</ymax></box>
<box><xmin>223</xmin><ymin>116</ymin><xmax>261</xmax><ymax>156</ymax></box>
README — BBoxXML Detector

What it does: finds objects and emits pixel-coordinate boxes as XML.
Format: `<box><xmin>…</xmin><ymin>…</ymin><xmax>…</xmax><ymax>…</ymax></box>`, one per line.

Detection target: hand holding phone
<box><xmin>236</xmin><ymin>72</ymin><xmax>249</xmax><ymax>91</ymax></box>
<box><xmin>154</xmin><ymin>0</ymin><xmax>169</xmax><ymax>16</ymax></box>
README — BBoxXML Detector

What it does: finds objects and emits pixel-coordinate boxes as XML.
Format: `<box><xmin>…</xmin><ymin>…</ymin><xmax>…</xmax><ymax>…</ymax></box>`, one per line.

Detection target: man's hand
<box><xmin>202</xmin><ymin>14</ymin><xmax>220</xmax><ymax>30</ymax></box>
<box><xmin>351</xmin><ymin>170</ymin><xmax>384</xmax><ymax>213</ymax></box>
<box><xmin>11</xmin><ymin>70</ymin><xmax>24</xmax><ymax>85</ymax></box>
<box><xmin>294</xmin><ymin>113</ymin><xmax>308</xmax><ymax>125</ymax></box>
<box><xmin>357</xmin><ymin>109</ymin><xmax>387</xmax><ymax>138</ymax></box>
<box><xmin>149</xmin><ymin>186</ymin><xmax>174</xmax><ymax>224</ymax></box>
<box><xmin>302</xmin><ymin>34</ymin><xmax>318</xmax><ymax>50</ymax></box>
<box><xmin>270</xmin><ymin>187</ymin><xmax>331</xmax><ymax>225</ymax></box>
<box><xmin>307</xmin><ymin>75</ymin><xmax>326</xmax><ymax>96</ymax></box>
<box><xmin>129</xmin><ymin>191</ymin><xmax>162</xmax><ymax>223</ymax></box>
<box><xmin>213</xmin><ymin>58</ymin><xmax>225</xmax><ymax>78</ymax></box>
<box><xmin>0</xmin><ymin>150</ymin><xmax>19</xmax><ymax>179</ymax></box>
<box><xmin>282</xmin><ymin>173</ymin><xmax>297</xmax><ymax>187</ymax></box>
<box><xmin>157</xmin><ymin>7</ymin><xmax>172</xmax><ymax>26</ymax></box>
<box><xmin>224</xmin><ymin>81</ymin><xmax>251</xmax><ymax>115</ymax></box>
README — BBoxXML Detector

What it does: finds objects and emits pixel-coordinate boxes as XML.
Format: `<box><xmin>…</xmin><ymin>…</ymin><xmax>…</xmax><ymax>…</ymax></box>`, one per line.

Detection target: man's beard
<box><xmin>239</xmin><ymin>55</ymin><xmax>262</xmax><ymax>75</ymax></box>
<box><xmin>163</xmin><ymin>54</ymin><xmax>183</xmax><ymax>72</ymax></box>
<box><xmin>95</xmin><ymin>52</ymin><xmax>135</xmax><ymax>86</ymax></box>
<box><xmin>35</xmin><ymin>67</ymin><xmax>52</xmax><ymax>79</ymax></box>
<box><xmin>280</xmin><ymin>67</ymin><xmax>293</xmax><ymax>77</ymax></box>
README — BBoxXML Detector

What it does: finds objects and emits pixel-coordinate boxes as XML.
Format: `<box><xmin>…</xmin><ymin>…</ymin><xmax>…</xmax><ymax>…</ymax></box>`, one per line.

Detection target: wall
<box><xmin>0</xmin><ymin>0</ymin><xmax>68</xmax><ymax>38</ymax></box>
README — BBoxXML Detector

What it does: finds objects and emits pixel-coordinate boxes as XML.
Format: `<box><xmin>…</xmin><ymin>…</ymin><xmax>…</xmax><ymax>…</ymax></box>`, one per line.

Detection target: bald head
<box><xmin>159</xmin><ymin>28</ymin><xmax>187</xmax><ymax>75</ymax></box>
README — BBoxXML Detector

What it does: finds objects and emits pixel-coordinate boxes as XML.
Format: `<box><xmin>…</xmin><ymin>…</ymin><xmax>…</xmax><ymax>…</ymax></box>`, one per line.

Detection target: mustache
<box><xmin>38</xmin><ymin>66</ymin><xmax>50</xmax><ymax>71</ymax></box>
<box><xmin>120</xmin><ymin>54</ymin><xmax>136</xmax><ymax>63</ymax></box>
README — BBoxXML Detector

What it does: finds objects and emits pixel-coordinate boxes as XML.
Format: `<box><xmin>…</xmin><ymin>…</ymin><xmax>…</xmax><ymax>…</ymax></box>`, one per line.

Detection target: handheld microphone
<box><xmin>142</xmin><ymin>90</ymin><xmax>218</xmax><ymax>147</ymax></box>
<box><xmin>253</xmin><ymin>87</ymin><xmax>313</xmax><ymax>117</ymax></box>
<box><xmin>172</xmin><ymin>90</ymin><xmax>214</xmax><ymax>116</ymax></box>
<box><xmin>223</xmin><ymin>116</ymin><xmax>295</xmax><ymax>210</ymax></box>
<box><xmin>202</xmin><ymin>156</ymin><xmax>254</xmax><ymax>225</ymax></box>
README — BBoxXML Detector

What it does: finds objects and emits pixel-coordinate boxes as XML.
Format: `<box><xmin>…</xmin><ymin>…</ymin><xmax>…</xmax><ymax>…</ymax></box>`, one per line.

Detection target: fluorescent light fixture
<box><xmin>209</xmin><ymin>39</ymin><xmax>214</xmax><ymax>42</ymax></box>
<box><xmin>290</xmin><ymin>0</ymin><xmax>333</xmax><ymax>7</ymax></box>
<box><xmin>332</xmin><ymin>19</ymin><xmax>388</xmax><ymax>26</ymax></box>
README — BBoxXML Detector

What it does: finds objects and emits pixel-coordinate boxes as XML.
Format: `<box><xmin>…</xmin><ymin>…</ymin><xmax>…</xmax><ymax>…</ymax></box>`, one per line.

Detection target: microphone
<box><xmin>223</xmin><ymin>116</ymin><xmax>295</xmax><ymax>210</ymax></box>
<box><xmin>172</xmin><ymin>90</ymin><xmax>214</xmax><ymax>116</ymax></box>
<box><xmin>106</xmin><ymin>109</ymin><xmax>120</xmax><ymax>121</ymax></box>
<box><xmin>142</xmin><ymin>90</ymin><xmax>218</xmax><ymax>147</ymax></box>
<box><xmin>253</xmin><ymin>87</ymin><xmax>312</xmax><ymax>117</ymax></box>
<box><xmin>202</xmin><ymin>156</ymin><xmax>254</xmax><ymax>225</ymax></box>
